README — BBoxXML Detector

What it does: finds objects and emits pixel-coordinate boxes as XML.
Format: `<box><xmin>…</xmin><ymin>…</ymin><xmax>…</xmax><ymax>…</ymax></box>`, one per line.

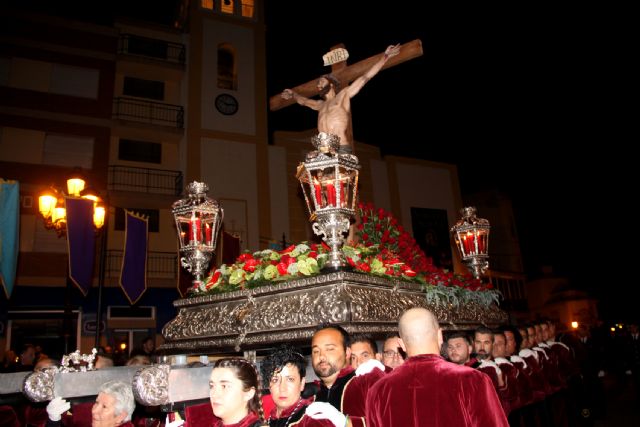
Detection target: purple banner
<box><xmin>65</xmin><ymin>197</ymin><xmax>95</xmax><ymax>296</ymax></box>
<box><xmin>120</xmin><ymin>211</ymin><xmax>148</xmax><ymax>304</ymax></box>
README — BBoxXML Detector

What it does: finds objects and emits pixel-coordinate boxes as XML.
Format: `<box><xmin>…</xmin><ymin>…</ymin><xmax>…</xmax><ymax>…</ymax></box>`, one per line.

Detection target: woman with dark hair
<box><xmin>261</xmin><ymin>345</ymin><xmax>342</xmax><ymax>427</ymax></box>
<box><xmin>209</xmin><ymin>358</ymin><xmax>265</xmax><ymax>427</ymax></box>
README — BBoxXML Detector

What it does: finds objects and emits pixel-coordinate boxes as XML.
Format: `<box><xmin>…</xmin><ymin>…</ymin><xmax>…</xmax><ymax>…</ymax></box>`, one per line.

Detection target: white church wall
<box><xmin>200</xmin><ymin>138</ymin><xmax>259</xmax><ymax>251</ymax></box>
<box><xmin>395</xmin><ymin>162</ymin><xmax>458</xmax><ymax>237</ymax></box>
<box><xmin>201</xmin><ymin>20</ymin><xmax>256</xmax><ymax>135</ymax></box>
<box><xmin>370</xmin><ymin>159</ymin><xmax>391</xmax><ymax>212</ymax></box>
<box><xmin>268</xmin><ymin>145</ymin><xmax>290</xmax><ymax>245</ymax></box>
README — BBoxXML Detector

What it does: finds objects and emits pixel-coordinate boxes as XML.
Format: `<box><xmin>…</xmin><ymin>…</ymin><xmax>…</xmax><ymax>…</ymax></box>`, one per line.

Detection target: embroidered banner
<box><xmin>0</xmin><ymin>179</ymin><xmax>20</xmax><ymax>298</ymax></box>
<box><xmin>120</xmin><ymin>210</ymin><xmax>148</xmax><ymax>304</ymax></box>
<box><xmin>65</xmin><ymin>197</ymin><xmax>95</xmax><ymax>296</ymax></box>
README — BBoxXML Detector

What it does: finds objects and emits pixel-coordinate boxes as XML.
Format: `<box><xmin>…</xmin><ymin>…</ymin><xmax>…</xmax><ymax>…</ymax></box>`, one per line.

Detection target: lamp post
<box><xmin>38</xmin><ymin>174</ymin><xmax>106</xmax><ymax>353</ymax></box>
<box><xmin>296</xmin><ymin>133</ymin><xmax>360</xmax><ymax>270</ymax></box>
<box><xmin>450</xmin><ymin>206</ymin><xmax>490</xmax><ymax>279</ymax></box>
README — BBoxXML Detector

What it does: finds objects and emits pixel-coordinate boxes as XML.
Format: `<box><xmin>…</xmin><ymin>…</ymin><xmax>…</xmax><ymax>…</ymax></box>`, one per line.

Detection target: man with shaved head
<box><xmin>365</xmin><ymin>307</ymin><xmax>508</xmax><ymax>426</ymax></box>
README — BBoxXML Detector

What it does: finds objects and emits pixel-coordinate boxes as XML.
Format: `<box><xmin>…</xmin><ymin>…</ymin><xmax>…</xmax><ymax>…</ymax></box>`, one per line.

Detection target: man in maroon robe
<box><xmin>366</xmin><ymin>308</ymin><xmax>509</xmax><ymax>427</ymax></box>
<box><xmin>309</xmin><ymin>324</ymin><xmax>384</xmax><ymax>427</ymax></box>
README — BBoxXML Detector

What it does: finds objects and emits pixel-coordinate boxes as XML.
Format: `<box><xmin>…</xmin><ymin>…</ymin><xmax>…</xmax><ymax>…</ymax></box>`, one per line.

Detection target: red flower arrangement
<box><xmin>188</xmin><ymin>202</ymin><xmax>500</xmax><ymax>307</ymax></box>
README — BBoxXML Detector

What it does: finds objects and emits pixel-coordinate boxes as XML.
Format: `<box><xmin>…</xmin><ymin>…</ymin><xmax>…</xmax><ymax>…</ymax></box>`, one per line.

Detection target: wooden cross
<box><xmin>269</xmin><ymin>39</ymin><xmax>423</xmax><ymax>111</ymax></box>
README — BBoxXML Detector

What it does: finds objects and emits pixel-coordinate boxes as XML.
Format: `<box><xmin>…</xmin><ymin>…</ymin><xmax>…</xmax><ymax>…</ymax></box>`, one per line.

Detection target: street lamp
<box><xmin>38</xmin><ymin>177</ymin><xmax>106</xmax><ymax>235</ymax></box>
<box><xmin>38</xmin><ymin>173</ymin><xmax>107</xmax><ymax>352</ymax></box>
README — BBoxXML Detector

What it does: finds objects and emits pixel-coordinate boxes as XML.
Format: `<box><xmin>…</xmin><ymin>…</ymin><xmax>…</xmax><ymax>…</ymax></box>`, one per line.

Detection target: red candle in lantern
<box><xmin>463</xmin><ymin>234</ymin><xmax>473</xmax><ymax>255</ymax></box>
<box><xmin>314</xmin><ymin>181</ymin><xmax>323</xmax><ymax>208</ymax></box>
<box><xmin>326</xmin><ymin>184</ymin><xmax>336</xmax><ymax>206</ymax></box>
<box><xmin>478</xmin><ymin>234</ymin><xmax>485</xmax><ymax>253</ymax></box>
<box><xmin>205</xmin><ymin>223</ymin><xmax>212</xmax><ymax>244</ymax></box>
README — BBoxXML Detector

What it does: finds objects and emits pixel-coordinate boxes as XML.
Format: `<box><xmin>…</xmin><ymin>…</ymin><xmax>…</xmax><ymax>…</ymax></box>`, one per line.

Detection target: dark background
<box><xmin>262</xmin><ymin>3</ymin><xmax>631</xmax><ymax>321</ymax></box>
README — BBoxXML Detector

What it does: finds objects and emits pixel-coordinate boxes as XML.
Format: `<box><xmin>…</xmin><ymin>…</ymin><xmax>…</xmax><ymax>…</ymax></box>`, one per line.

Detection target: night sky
<box><xmin>263</xmin><ymin>3</ymin><xmax>631</xmax><ymax>321</ymax></box>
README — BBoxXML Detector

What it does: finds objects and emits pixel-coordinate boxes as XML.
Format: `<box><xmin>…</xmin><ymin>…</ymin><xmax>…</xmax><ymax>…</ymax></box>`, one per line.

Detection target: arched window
<box><xmin>217</xmin><ymin>43</ymin><xmax>237</xmax><ymax>90</ymax></box>
<box><xmin>240</xmin><ymin>0</ymin><xmax>254</xmax><ymax>18</ymax></box>
<box><xmin>221</xmin><ymin>0</ymin><xmax>234</xmax><ymax>14</ymax></box>
<box><xmin>201</xmin><ymin>0</ymin><xmax>255</xmax><ymax>19</ymax></box>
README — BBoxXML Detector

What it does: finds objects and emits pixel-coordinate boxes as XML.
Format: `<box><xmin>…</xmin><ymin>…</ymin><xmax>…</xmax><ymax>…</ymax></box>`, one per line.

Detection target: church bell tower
<box><xmin>182</xmin><ymin>0</ymin><xmax>271</xmax><ymax>250</ymax></box>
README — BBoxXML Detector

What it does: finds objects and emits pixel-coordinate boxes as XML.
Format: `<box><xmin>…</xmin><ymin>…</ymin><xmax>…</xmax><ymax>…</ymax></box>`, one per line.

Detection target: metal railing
<box><xmin>108</xmin><ymin>166</ymin><xmax>182</xmax><ymax>196</ymax></box>
<box><xmin>106</xmin><ymin>250</ymin><xmax>177</xmax><ymax>279</ymax></box>
<box><xmin>118</xmin><ymin>34</ymin><xmax>186</xmax><ymax>66</ymax></box>
<box><xmin>113</xmin><ymin>97</ymin><xmax>184</xmax><ymax>129</ymax></box>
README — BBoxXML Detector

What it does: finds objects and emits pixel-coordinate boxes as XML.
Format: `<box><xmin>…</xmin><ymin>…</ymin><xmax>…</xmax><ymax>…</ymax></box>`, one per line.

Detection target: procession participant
<box><xmin>46</xmin><ymin>380</ymin><xmax>136</xmax><ymax>427</ymax></box>
<box><xmin>349</xmin><ymin>334</ymin><xmax>381</xmax><ymax>369</ymax></box>
<box><xmin>310</xmin><ymin>324</ymin><xmax>385</xmax><ymax>427</ymax></box>
<box><xmin>208</xmin><ymin>358</ymin><xmax>264</xmax><ymax>427</ymax></box>
<box><xmin>381</xmin><ymin>333</ymin><xmax>406</xmax><ymax>369</ymax></box>
<box><xmin>365</xmin><ymin>308</ymin><xmax>509</xmax><ymax>426</ymax></box>
<box><xmin>260</xmin><ymin>344</ymin><xmax>341</xmax><ymax>427</ymax></box>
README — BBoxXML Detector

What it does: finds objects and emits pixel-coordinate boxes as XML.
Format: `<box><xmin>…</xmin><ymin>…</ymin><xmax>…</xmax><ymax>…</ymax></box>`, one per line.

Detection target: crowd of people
<box><xmin>2</xmin><ymin>316</ymin><xmax>639</xmax><ymax>426</ymax></box>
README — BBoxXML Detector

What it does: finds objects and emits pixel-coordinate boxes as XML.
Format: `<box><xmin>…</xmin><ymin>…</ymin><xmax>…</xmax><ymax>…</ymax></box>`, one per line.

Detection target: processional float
<box><xmin>18</xmin><ymin>40</ymin><xmax>506</xmax><ymax>411</ymax></box>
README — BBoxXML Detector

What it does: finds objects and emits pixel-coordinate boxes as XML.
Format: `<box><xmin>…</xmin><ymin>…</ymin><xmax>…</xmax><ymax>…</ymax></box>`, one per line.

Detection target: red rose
<box><xmin>357</xmin><ymin>262</ymin><xmax>371</xmax><ymax>272</ymax></box>
<box><xmin>280</xmin><ymin>244</ymin><xmax>296</xmax><ymax>254</ymax></box>
<box><xmin>243</xmin><ymin>258</ymin><xmax>259</xmax><ymax>272</ymax></box>
<box><xmin>276</xmin><ymin>262</ymin><xmax>288</xmax><ymax>275</ymax></box>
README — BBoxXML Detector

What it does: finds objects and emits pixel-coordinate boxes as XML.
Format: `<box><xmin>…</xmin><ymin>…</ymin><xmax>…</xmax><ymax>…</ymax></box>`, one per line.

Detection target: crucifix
<box><xmin>269</xmin><ymin>39</ymin><xmax>423</xmax><ymax>154</ymax></box>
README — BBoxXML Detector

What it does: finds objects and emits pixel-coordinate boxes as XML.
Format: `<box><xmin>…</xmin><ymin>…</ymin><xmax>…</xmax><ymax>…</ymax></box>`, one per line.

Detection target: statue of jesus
<box><xmin>281</xmin><ymin>44</ymin><xmax>401</xmax><ymax>154</ymax></box>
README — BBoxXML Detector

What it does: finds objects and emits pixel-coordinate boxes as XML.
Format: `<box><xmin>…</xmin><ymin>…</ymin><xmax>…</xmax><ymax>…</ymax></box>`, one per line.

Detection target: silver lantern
<box><xmin>450</xmin><ymin>206</ymin><xmax>490</xmax><ymax>279</ymax></box>
<box><xmin>172</xmin><ymin>181</ymin><xmax>223</xmax><ymax>287</ymax></box>
<box><xmin>296</xmin><ymin>133</ymin><xmax>360</xmax><ymax>270</ymax></box>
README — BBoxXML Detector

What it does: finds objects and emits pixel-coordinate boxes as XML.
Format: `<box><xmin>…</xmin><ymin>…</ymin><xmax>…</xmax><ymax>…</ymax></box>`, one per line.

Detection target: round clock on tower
<box><xmin>215</xmin><ymin>93</ymin><xmax>239</xmax><ymax>115</ymax></box>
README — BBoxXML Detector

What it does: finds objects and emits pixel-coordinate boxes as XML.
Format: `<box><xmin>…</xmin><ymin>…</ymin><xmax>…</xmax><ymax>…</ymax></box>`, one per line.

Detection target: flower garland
<box><xmin>355</xmin><ymin>202</ymin><xmax>500</xmax><ymax>306</ymax></box>
<box><xmin>188</xmin><ymin>203</ymin><xmax>501</xmax><ymax>308</ymax></box>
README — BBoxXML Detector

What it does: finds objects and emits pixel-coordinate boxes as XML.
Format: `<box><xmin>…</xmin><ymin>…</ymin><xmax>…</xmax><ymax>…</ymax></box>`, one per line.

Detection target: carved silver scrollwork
<box><xmin>132</xmin><ymin>364</ymin><xmax>170</xmax><ymax>406</ymax></box>
<box><xmin>159</xmin><ymin>273</ymin><xmax>508</xmax><ymax>355</ymax></box>
<box><xmin>22</xmin><ymin>367</ymin><xmax>57</xmax><ymax>402</ymax></box>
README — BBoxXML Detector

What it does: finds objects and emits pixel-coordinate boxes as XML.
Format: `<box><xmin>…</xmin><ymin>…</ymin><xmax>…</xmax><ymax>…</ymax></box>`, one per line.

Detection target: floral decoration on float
<box><xmin>188</xmin><ymin>203</ymin><xmax>502</xmax><ymax>308</ymax></box>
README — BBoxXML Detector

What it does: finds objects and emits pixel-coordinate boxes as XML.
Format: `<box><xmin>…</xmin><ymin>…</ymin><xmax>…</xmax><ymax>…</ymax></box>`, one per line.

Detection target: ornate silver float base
<box><xmin>159</xmin><ymin>271</ymin><xmax>507</xmax><ymax>355</ymax></box>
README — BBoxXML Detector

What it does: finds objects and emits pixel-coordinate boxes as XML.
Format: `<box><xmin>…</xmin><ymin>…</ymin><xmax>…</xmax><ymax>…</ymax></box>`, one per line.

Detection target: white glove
<box><xmin>47</xmin><ymin>397</ymin><xmax>71</xmax><ymax>421</ymax></box>
<box><xmin>355</xmin><ymin>358</ymin><xmax>385</xmax><ymax>376</ymax></box>
<box><xmin>305</xmin><ymin>402</ymin><xmax>347</xmax><ymax>427</ymax></box>
<box><xmin>597</xmin><ymin>370</ymin><xmax>605</xmax><ymax>378</ymax></box>
<box><xmin>165</xmin><ymin>412</ymin><xmax>185</xmax><ymax>427</ymax></box>
<box><xmin>626</xmin><ymin>370</ymin><xmax>632</xmax><ymax>375</ymax></box>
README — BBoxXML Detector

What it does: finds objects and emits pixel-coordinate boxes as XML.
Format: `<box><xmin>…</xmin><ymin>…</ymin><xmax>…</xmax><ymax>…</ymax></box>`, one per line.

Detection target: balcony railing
<box><xmin>113</xmin><ymin>97</ymin><xmax>184</xmax><ymax>129</ymax></box>
<box><xmin>108</xmin><ymin>166</ymin><xmax>182</xmax><ymax>196</ymax></box>
<box><xmin>118</xmin><ymin>34</ymin><xmax>186</xmax><ymax>66</ymax></box>
<box><xmin>106</xmin><ymin>250</ymin><xmax>177</xmax><ymax>280</ymax></box>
